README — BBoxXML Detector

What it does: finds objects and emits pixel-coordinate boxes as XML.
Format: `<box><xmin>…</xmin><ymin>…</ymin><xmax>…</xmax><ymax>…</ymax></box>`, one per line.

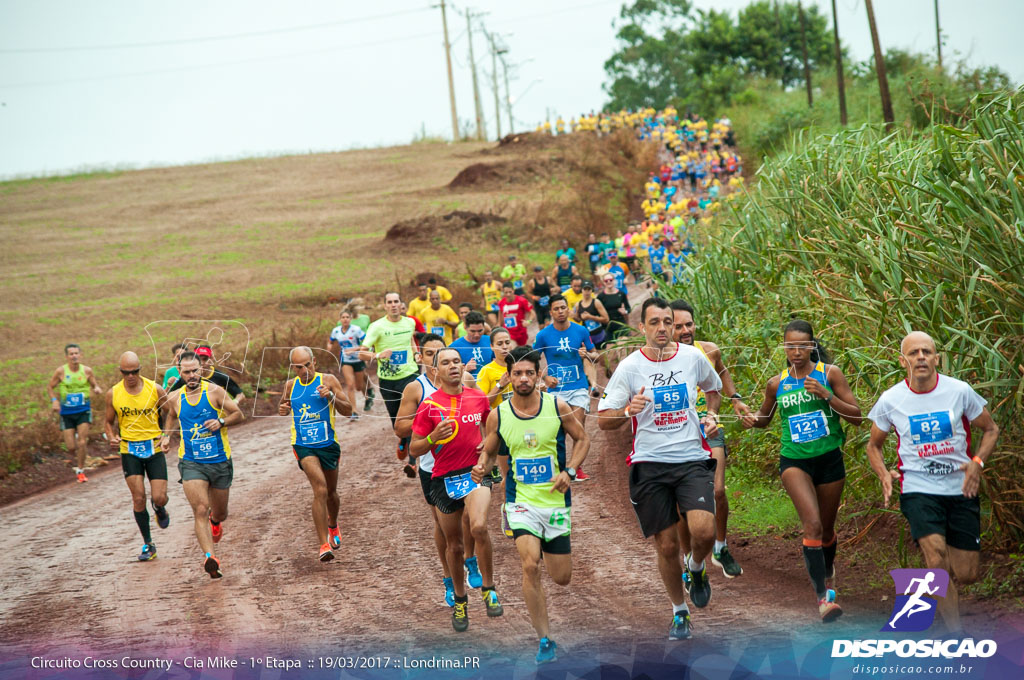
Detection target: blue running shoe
<box><xmin>443</xmin><ymin>577</ymin><xmax>455</xmax><ymax>607</ymax></box>
<box><xmin>536</xmin><ymin>637</ymin><xmax>557</xmax><ymax>665</ymax></box>
<box><xmin>669</xmin><ymin>613</ymin><xmax>692</xmax><ymax>640</ymax></box>
<box><xmin>138</xmin><ymin>543</ymin><xmax>156</xmax><ymax>562</ymax></box>
<box><xmin>465</xmin><ymin>555</ymin><xmax>483</xmax><ymax>589</ymax></box>
<box><xmin>153</xmin><ymin>504</ymin><xmax>170</xmax><ymax>529</ymax></box>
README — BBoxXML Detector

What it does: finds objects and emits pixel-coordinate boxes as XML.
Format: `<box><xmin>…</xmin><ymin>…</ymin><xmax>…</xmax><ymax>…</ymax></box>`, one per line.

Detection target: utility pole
<box><xmin>865</xmin><ymin>0</ymin><xmax>894</xmax><ymax>131</ymax></box>
<box><xmin>934</xmin><ymin>0</ymin><xmax>943</xmax><ymax>70</ymax></box>
<box><xmin>831</xmin><ymin>0</ymin><xmax>847</xmax><ymax>125</ymax></box>
<box><xmin>798</xmin><ymin>1</ymin><xmax>812</xmax><ymax>107</ymax></box>
<box><xmin>438</xmin><ymin>0</ymin><xmax>459</xmax><ymax>141</ymax></box>
<box><xmin>500</xmin><ymin>56</ymin><xmax>513</xmax><ymax>132</ymax></box>
<box><xmin>465</xmin><ymin>10</ymin><xmax>485</xmax><ymax>141</ymax></box>
<box><xmin>486</xmin><ymin>31</ymin><xmax>502</xmax><ymax>140</ymax></box>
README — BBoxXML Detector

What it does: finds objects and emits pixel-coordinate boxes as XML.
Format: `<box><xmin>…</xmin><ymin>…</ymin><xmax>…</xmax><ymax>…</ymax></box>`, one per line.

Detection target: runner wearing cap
<box><xmin>278</xmin><ymin>346</ymin><xmax>351</xmax><ymax>562</ymax></box>
<box><xmin>865</xmin><ymin>331</ymin><xmax>998</xmax><ymax>632</ymax></box>
<box><xmin>597</xmin><ymin>297</ymin><xmax>723</xmax><ymax>640</ymax></box>
<box><xmin>167</xmin><ymin>345</ymin><xmax>245</xmax><ymax>406</ymax></box>
<box><xmin>411</xmin><ymin>348</ymin><xmax>503</xmax><ymax>631</ymax></box>
<box><xmin>47</xmin><ymin>343</ymin><xmax>104</xmax><ymax>483</ymax></box>
<box><xmin>104</xmin><ymin>351</ymin><xmax>171</xmax><ymax>562</ymax></box>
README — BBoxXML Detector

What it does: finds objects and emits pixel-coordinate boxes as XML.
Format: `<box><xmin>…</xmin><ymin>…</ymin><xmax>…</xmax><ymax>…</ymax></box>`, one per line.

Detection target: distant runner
<box><xmin>498</xmin><ymin>282</ymin><xmax>534</xmax><ymax>347</ymax></box>
<box><xmin>167</xmin><ymin>345</ymin><xmax>245</xmax><ymax>406</ymax></box>
<box><xmin>329</xmin><ymin>310</ymin><xmax>369</xmax><ymax>421</ymax></box>
<box><xmin>450</xmin><ymin>311</ymin><xmax>493</xmax><ymax>381</ymax></box>
<box><xmin>47</xmin><ymin>343</ymin><xmax>103</xmax><ymax>483</ymax></box>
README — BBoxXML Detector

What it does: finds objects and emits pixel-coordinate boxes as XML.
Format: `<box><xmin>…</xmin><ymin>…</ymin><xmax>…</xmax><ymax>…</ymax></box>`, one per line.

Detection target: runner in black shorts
<box><xmin>866</xmin><ymin>331</ymin><xmax>999</xmax><ymax>632</ymax></box>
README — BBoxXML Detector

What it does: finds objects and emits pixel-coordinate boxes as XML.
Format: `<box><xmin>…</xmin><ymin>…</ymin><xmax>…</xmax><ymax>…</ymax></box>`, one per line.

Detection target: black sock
<box><xmin>328</xmin><ymin>524</ymin><xmax>338</xmax><ymax>529</ymax></box>
<box><xmin>455</xmin><ymin>594</ymin><xmax>468</xmax><ymax>603</ymax></box>
<box><xmin>823</xmin><ymin>540</ymin><xmax>837</xmax><ymax>577</ymax></box>
<box><xmin>210</xmin><ymin>518</ymin><xmax>221</xmax><ymax>527</ymax></box>
<box><xmin>134</xmin><ymin>510</ymin><xmax>152</xmax><ymax>544</ymax></box>
<box><xmin>482</xmin><ymin>586</ymin><xmax>494</xmax><ymax>594</ymax></box>
<box><xmin>802</xmin><ymin>545</ymin><xmax>827</xmax><ymax>599</ymax></box>
<box><xmin>152</xmin><ymin>501</ymin><xmax>166</xmax><ymax>514</ymax></box>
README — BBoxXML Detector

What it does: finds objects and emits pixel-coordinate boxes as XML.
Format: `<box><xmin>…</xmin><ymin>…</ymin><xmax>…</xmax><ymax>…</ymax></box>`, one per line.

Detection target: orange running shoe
<box><xmin>328</xmin><ymin>526</ymin><xmax>341</xmax><ymax>549</ymax></box>
<box><xmin>396</xmin><ymin>441</ymin><xmax>408</xmax><ymax>460</ymax></box>
<box><xmin>319</xmin><ymin>543</ymin><xmax>335</xmax><ymax>562</ymax></box>
<box><xmin>210</xmin><ymin>516</ymin><xmax>223</xmax><ymax>543</ymax></box>
<box><xmin>76</xmin><ymin>470</ymin><xmax>88</xmax><ymax>483</ymax></box>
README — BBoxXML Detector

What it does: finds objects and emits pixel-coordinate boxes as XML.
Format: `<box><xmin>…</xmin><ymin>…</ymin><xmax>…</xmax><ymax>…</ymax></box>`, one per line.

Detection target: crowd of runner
<box><xmin>48</xmin><ymin>107</ymin><xmax>1000</xmax><ymax>666</ymax></box>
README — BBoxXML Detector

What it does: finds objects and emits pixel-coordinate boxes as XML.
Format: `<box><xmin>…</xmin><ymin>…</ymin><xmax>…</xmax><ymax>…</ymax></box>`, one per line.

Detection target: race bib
<box><xmin>549</xmin><ymin>364</ymin><xmax>580</xmax><ymax>385</ymax></box>
<box><xmin>909</xmin><ymin>411</ymin><xmax>953</xmax><ymax>445</ymax></box>
<box><xmin>430</xmin><ymin>326</ymin><xmax>445</xmax><ymax>336</ymax></box>
<box><xmin>191</xmin><ymin>435</ymin><xmax>218</xmax><ymax>460</ymax></box>
<box><xmin>652</xmin><ymin>384</ymin><xmax>689</xmax><ymax>413</ymax></box>
<box><xmin>390</xmin><ymin>349</ymin><xmax>408</xmax><ymax>366</ymax></box>
<box><xmin>788</xmin><ymin>410</ymin><xmax>829</xmax><ymax>443</ymax></box>
<box><xmin>63</xmin><ymin>393</ymin><xmax>86</xmax><ymax>408</ymax></box>
<box><xmin>444</xmin><ymin>472</ymin><xmax>478</xmax><ymax>500</ymax></box>
<box><xmin>504</xmin><ymin>316</ymin><xmax>518</xmax><ymax>329</ymax></box>
<box><xmin>127</xmin><ymin>439</ymin><xmax>155</xmax><ymax>459</ymax></box>
<box><xmin>538</xmin><ymin>296</ymin><xmax>550</xmax><ymax>308</ymax></box>
<box><xmin>514</xmin><ymin>456</ymin><xmax>555</xmax><ymax>484</ymax></box>
<box><xmin>299</xmin><ymin>420</ymin><xmax>328</xmax><ymax>446</ymax></box>
<box><xmin>584</xmin><ymin>319</ymin><xmax>601</xmax><ymax>332</ymax></box>
<box><xmin>513</xmin><ymin>280</ymin><xmax>523</xmax><ymax>290</ymax></box>
<box><xmin>560</xmin><ymin>285</ymin><xmax>571</xmax><ymax>292</ymax></box>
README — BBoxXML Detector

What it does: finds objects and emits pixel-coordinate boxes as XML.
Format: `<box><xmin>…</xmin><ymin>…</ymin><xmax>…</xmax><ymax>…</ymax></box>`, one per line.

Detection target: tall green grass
<box><xmin>668</xmin><ymin>90</ymin><xmax>1024</xmax><ymax>549</ymax></box>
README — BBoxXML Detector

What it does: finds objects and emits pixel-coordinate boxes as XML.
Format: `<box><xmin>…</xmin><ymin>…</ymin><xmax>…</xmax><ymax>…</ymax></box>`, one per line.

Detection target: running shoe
<box><xmin>465</xmin><ymin>556</ymin><xmax>483</xmax><ymax>589</ymax></box>
<box><xmin>711</xmin><ymin>546</ymin><xmax>743</xmax><ymax>578</ymax></box>
<box><xmin>203</xmin><ymin>553</ymin><xmax>222</xmax><ymax>579</ymax></box>
<box><xmin>452</xmin><ymin>599</ymin><xmax>469</xmax><ymax>632</ymax></box>
<box><xmin>685</xmin><ymin>565</ymin><xmax>712</xmax><ymax>608</ymax></box>
<box><xmin>501</xmin><ymin>505</ymin><xmax>514</xmax><ymax>539</ymax></box>
<box><xmin>210</xmin><ymin>517</ymin><xmax>223</xmax><ymax>543</ymax></box>
<box><xmin>403</xmin><ymin>463</ymin><xmax>416</xmax><ymax>478</ymax></box>
<box><xmin>489</xmin><ymin>466</ymin><xmax>503</xmax><ymax>484</ymax></box>
<box><xmin>536</xmin><ymin>637</ymin><xmax>557</xmax><ymax>665</ymax></box>
<box><xmin>681</xmin><ymin>569</ymin><xmax>692</xmax><ymax>587</ymax></box>
<box><xmin>363</xmin><ymin>396</ymin><xmax>373</xmax><ymax>412</ymax></box>
<box><xmin>669</xmin><ymin>612</ymin><xmax>692</xmax><ymax>640</ymax></box>
<box><xmin>574</xmin><ymin>467</ymin><xmax>591</xmax><ymax>481</ymax></box>
<box><xmin>483</xmin><ymin>589</ymin><xmax>504</xmax><ymax>617</ymax></box>
<box><xmin>443</xmin><ymin>577</ymin><xmax>455</xmax><ymax>607</ymax></box>
<box><xmin>349</xmin><ymin>413</ymin><xmax>360</xmax><ymax>422</ymax></box>
<box><xmin>153</xmin><ymin>504</ymin><xmax>170</xmax><ymax>529</ymax></box>
<box><xmin>819</xmin><ymin>589</ymin><xmax>842</xmax><ymax>623</ymax></box>
<box><xmin>76</xmin><ymin>470</ymin><xmax>88</xmax><ymax>483</ymax></box>
<box><xmin>396</xmin><ymin>442</ymin><xmax>408</xmax><ymax>460</ymax></box>
<box><xmin>319</xmin><ymin>543</ymin><xmax>335</xmax><ymax>562</ymax></box>
<box><xmin>328</xmin><ymin>526</ymin><xmax>341</xmax><ymax>550</ymax></box>
<box><xmin>138</xmin><ymin>543</ymin><xmax>157</xmax><ymax>562</ymax></box>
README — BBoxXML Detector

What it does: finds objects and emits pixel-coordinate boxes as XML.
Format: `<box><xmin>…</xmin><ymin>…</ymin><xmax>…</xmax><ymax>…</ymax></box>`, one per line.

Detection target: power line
<box><xmin>0</xmin><ymin>6</ymin><xmax>433</xmax><ymax>54</ymax></box>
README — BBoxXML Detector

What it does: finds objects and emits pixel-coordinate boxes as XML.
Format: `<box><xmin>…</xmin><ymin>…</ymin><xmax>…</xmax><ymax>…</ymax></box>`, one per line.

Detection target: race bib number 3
<box><xmin>127</xmin><ymin>439</ymin><xmax>155</xmax><ymax>459</ymax></box>
<box><xmin>514</xmin><ymin>456</ymin><xmax>555</xmax><ymax>485</ymax></box>
<box><xmin>299</xmin><ymin>421</ymin><xmax>328</xmax><ymax>446</ymax></box>
<box><xmin>444</xmin><ymin>472</ymin><xmax>478</xmax><ymax>500</ymax></box>
<box><xmin>652</xmin><ymin>384</ymin><xmax>689</xmax><ymax>413</ymax></box>
<box><xmin>909</xmin><ymin>411</ymin><xmax>953</xmax><ymax>444</ymax></box>
<box><xmin>788</xmin><ymin>410</ymin><xmax>829</xmax><ymax>443</ymax></box>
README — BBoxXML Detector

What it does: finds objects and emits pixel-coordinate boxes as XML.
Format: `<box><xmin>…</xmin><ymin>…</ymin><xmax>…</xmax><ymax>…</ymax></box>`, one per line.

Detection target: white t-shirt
<box><xmin>598</xmin><ymin>343</ymin><xmax>722</xmax><ymax>464</ymax></box>
<box><xmin>330</xmin><ymin>325</ymin><xmax>365</xmax><ymax>364</ymax></box>
<box><xmin>867</xmin><ymin>374</ymin><xmax>987</xmax><ymax>496</ymax></box>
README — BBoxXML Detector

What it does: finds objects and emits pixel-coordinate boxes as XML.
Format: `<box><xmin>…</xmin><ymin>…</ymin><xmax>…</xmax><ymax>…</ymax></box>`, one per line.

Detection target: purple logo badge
<box><xmin>882</xmin><ymin>568</ymin><xmax>950</xmax><ymax>632</ymax></box>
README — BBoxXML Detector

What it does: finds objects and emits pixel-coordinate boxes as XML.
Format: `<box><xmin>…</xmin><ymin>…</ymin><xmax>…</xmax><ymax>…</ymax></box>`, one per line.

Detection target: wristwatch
<box><xmin>565</xmin><ymin>467</ymin><xmax>577</xmax><ymax>481</ymax></box>
<box><xmin>218</xmin><ymin>417</ymin><xmax>226</xmax><ymax>426</ymax></box>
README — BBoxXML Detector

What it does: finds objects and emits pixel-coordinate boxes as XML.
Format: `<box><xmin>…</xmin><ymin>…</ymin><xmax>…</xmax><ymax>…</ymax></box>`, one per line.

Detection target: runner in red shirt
<box><xmin>498</xmin><ymin>281</ymin><xmax>534</xmax><ymax>346</ymax></box>
<box><xmin>411</xmin><ymin>347</ymin><xmax>503</xmax><ymax>632</ymax></box>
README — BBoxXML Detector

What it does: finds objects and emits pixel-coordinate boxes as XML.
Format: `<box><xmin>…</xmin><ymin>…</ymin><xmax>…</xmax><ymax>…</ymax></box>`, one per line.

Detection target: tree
<box><xmin>736</xmin><ymin>1</ymin><xmax>833</xmax><ymax>88</ymax></box>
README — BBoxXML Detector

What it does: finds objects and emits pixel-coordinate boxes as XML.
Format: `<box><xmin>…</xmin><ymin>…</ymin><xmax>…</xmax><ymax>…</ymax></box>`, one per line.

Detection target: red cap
<box><xmin>194</xmin><ymin>346</ymin><xmax>213</xmax><ymax>358</ymax></box>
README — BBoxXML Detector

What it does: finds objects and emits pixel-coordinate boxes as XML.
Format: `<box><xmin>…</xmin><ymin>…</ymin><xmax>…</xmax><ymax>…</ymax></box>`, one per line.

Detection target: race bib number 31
<box><xmin>652</xmin><ymin>384</ymin><xmax>689</xmax><ymax>413</ymax></box>
<box><xmin>788</xmin><ymin>410</ymin><xmax>829</xmax><ymax>443</ymax></box>
<box><xmin>909</xmin><ymin>411</ymin><xmax>953</xmax><ymax>444</ymax></box>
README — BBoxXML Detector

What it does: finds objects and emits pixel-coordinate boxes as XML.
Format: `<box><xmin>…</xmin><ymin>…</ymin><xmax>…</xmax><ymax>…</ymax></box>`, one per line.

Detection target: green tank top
<box><xmin>775</xmin><ymin>362</ymin><xmax>845</xmax><ymax>459</ymax></box>
<box><xmin>58</xmin><ymin>364</ymin><xmax>91</xmax><ymax>414</ymax></box>
<box><xmin>498</xmin><ymin>393</ymin><xmax>569</xmax><ymax>509</ymax></box>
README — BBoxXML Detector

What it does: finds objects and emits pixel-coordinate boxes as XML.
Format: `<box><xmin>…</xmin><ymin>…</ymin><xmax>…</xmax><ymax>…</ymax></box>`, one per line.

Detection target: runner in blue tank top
<box><xmin>278</xmin><ymin>346</ymin><xmax>351</xmax><ymax>563</ymax></box>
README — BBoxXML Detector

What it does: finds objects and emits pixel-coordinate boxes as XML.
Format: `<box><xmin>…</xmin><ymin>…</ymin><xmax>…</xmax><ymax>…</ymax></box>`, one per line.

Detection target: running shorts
<box><xmin>342</xmin><ymin>360</ymin><xmax>366</xmax><ymax>372</ymax></box>
<box><xmin>378</xmin><ymin>373</ymin><xmax>420</xmax><ymax>426</ymax></box>
<box><xmin>506</xmin><ymin>502</ymin><xmax>571</xmax><ymax>553</ymax></box>
<box><xmin>121</xmin><ymin>450</ymin><xmax>168</xmax><ymax>480</ymax></box>
<box><xmin>60</xmin><ymin>411</ymin><xmax>91</xmax><ymax>430</ymax></box>
<box><xmin>899</xmin><ymin>492</ymin><xmax>981</xmax><ymax>551</ymax></box>
<box><xmin>779</xmin><ymin>448</ymin><xmax>845</xmax><ymax>486</ymax></box>
<box><xmin>178</xmin><ymin>459</ymin><xmax>233</xmax><ymax>489</ymax></box>
<box><xmin>628</xmin><ymin>459</ymin><xmax>716</xmax><ymax>538</ymax></box>
<box><xmin>293</xmin><ymin>441</ymin><xmax>341</xmax><ymax>471</ymax></box>
<box><xmin>419</xmin><ymin>466</ymin><xmax>435</xmax><ymax>506</ymax></box>
<box><xmin>554</xmin><ymin>388</ymin><xmax>590</xmax><ymax>413</ymax></box>
<box><xmin>704</xmin><ymin>429</ymin><xmax>726</xmax><ymax>451</ymax></box>
<box><xmin>429</xmin><ymin>465</ymin><xmax>494</xmax><ymax>515</ymax></box>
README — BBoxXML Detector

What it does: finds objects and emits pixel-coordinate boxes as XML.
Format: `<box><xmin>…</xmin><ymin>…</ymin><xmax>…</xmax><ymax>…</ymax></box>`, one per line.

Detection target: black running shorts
<box><xmin>899</xmin><ymin>492</ymin><xmax>981</xmax><ymax>551</ymax></box>
<box><xmin>60</xmin><ymin>410</ymin><xmax>91</xmax><ymax>430</ymax></box>
<box><xmin>419</xmin><ymin>466</ymin><xmax>435</xmax><ymax>506</ymax></box>
<box><xmin>293</xmin><ymin>441</ymin><xmax>341</xmax><ymax>471</ymax></box>
<box><xmin>429</xmin><ymin>465</ymin><xmax>494</xmax><ymax>515</ymax></box>
<box><xmin>512</xmin><ymin>528</ymin><xmax>571</xmax><ymax>555</ymax></box>
<box><xmin>779</xmin><ymin>448</ymin><xmax>845</xmax><ymax>486</ymax></box>
<box><xmin>121</xmin><ymin>450</ymin><xmax>168</xmax><ymax>480</ymax></box>
<box><xmin>628</xmin><ymin>459</ymin><xmax>716</xmax><ymax>538</ymax></box>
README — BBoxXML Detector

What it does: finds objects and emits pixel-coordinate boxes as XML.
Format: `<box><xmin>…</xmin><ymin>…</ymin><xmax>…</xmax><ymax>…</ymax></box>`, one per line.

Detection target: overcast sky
<box><xmin>1</xmin><ymin>0</ymin><xmax>1021</xmax><ymax>177</ymax></box>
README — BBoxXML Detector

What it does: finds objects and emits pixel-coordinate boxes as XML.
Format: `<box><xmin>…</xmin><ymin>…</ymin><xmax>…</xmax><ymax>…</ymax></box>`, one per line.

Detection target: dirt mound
<box><xmin>384</xmin><ymin>210</ymin><xmax>507</xmax><ymax>241</ymax></box>
<box><xmin>447</xmin><ymin>159</ymin><xmax>562</xmax><ymax>189</ymax></box>
<box><xmin>497</xmin><ymin>131</ymin><xmax>557</xmax><ymax>148</ymax></box>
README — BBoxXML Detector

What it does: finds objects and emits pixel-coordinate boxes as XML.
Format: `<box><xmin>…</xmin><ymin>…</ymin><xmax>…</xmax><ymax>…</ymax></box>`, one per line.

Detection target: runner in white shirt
<box><xmin>866</xmin><ymin>331</ymin><xmax>999</xmax><ymax>633</ymax></box>
<box><xmin>328</xmin><ymin>311</ymin><xmax>369</xmax><ymax>421</ymax></box>
<box><xmin>597</xmin><ymin>297</ymin><xmax>722</xmax><ymax>641</ymax></box>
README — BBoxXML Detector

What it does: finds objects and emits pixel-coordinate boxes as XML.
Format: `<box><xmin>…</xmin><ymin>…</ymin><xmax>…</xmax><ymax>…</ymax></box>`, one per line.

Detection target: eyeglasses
<box><xmin>603</xmin><ymin>278</ymin><xmax>615</xmax><ymax>283</ymax></box>
<box><xmin>120</xmin><ymin>368</ymin><xmax>140</xmax><ymax>376</ymax></box>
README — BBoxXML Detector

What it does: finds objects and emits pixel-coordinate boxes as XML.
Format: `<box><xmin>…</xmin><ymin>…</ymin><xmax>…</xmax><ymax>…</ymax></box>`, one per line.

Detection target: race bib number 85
<box><xmin>652</xmin><ymin>384</ymin><xmax>689</xmax><ymax>413</ymax></box>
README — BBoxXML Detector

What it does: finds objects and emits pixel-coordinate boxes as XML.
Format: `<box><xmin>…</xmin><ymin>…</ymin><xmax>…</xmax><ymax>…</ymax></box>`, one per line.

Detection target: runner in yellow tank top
<box><xmin>104</xmin><ymin>351</ymin><xmax>171</xmax><ymax>562</ymax></box>
<box><xmin>47</xmin><ymin>343</ymin><xmax>103</xmax><ymax>483</ymax></box>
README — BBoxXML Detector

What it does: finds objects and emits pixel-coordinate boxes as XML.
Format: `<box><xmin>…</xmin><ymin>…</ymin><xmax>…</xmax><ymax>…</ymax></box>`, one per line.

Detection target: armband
<box><xmin>427</xmin><ymin>434</ymin><xmax>434</xmax><ymax>445</ymax></box>
<box><xmin>972</xmin><ymin>456</ymin><xmax>984</xmax><ymax>469</ymax></box>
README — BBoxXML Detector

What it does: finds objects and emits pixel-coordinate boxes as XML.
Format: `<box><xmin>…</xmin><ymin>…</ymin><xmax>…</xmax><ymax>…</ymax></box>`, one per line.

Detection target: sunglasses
<box><xmin>120</xmin><ymin>368</ymin><xmax>140</xmax><ymax>376</ymax></box>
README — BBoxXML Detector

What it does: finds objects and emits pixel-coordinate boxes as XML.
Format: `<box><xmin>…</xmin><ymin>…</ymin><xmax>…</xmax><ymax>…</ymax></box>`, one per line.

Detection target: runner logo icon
<box><xmin>882</xmin><ymin>568</ymin><xmax>949</xmax><ymax>632</ymax></box>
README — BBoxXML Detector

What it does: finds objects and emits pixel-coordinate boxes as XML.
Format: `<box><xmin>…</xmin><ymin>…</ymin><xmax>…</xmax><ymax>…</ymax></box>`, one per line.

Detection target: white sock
<box><xmin>687</xmin><ymin>555</ymin><xmax>704</xmax><ymax>572</ymax></box>
<box><xmin>714</xmin><ymin>540</ymin><xmax>727</xmax><ymax>553</ymax></box>
<box><xmin>74</xmin><ymin>467</ymin><xmax>82</xmax><ymax>474</ymax></box>
<box><xmin>672</xmin><ymin>601</ymin><xmax>689</xmax><ymax>615</ymax></box>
